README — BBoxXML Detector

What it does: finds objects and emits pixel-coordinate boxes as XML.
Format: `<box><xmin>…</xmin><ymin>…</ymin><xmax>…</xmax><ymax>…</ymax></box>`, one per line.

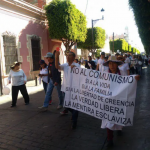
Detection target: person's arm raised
<box><xmin>55</xmin><ymin>51</ymin><xmax>61</xmax><ymax>70</ymax></box>
<box><xmin>96</xmin><ymin>64</ymin><xmax>99</xmax><ymax>71</ymax></box>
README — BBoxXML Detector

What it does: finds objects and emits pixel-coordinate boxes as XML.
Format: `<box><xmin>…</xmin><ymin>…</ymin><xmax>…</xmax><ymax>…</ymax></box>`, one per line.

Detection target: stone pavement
<box><xmin>0</xmin><ymin>67</ymin><xmax>150</xmax><ymax>150</ymax></box>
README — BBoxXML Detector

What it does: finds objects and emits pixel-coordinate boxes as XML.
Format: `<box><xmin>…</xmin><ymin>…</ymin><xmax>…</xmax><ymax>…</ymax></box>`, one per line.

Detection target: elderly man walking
<box><xmin>55</xmin><ymin>50</ymin><xmax>80</xmax><ymax>129</ymax></box>
<box><xmin>38</xmin><ymin>52</ymin><xmax>63</xmax><ymax>111</ymax></box>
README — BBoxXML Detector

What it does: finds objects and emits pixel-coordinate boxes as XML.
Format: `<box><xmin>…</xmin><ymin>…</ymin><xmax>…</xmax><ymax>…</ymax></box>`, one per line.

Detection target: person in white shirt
<box><xmin>8</xmin><ymin>61</ymin><xmax>29</xmax><ymax>107</ymax></box>
<box><xmin>124</xmin><ymin>54</ymin><xmax>130</xmax><ymax>64</ymax></box>
<box><xmin>55</xmin><ymin>50</ymin><xmax>80</xmax><ymax>129</ymax></box>
<box><xmin>39</xmin><ymin>60</ymin><xmax>48</xmax><ymax>93</ymax></box>
<box><xmin>96</xmin><ymin>52</ymin><xmax>105</xmax><ymax>71</ymax></box>
<box><xmin>130</xmin><ymin>55</ymin><xmax>137</xmax><ymax>75</ymax></box>
<box><xmin>102</xmin><ymin>55</ymin><xmax>140</xmax><ymax>147</ymax></box>
<box><xmin>101</xmin><ymin>57</ymin><xmax>109</xmax><ymax>72</ymax></box>
<box><xmin>137</xmin><ymin>55</ymin><xmax>143</xmax><ymax>76</ymax></box>
<box><xmin>117</xmin><ymin>55</ymin><xmax>130</xmax><ymax>76</ymax></box>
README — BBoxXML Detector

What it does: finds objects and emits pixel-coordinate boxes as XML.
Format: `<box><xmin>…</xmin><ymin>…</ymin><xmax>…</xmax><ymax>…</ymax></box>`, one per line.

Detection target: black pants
<box><xmin>64</xmin><ymin>108</ymin><xmax>79</xmax><ymax>124</ymax></box>
<box><xmin>145</xmin><ymin>60</ymin><xmax>148</xmax><ymax>66</ymax></box>
<box><xmin>12</xmin><ymin>84</ymin><xmax>29</xmax><ymax>106</ymax></box>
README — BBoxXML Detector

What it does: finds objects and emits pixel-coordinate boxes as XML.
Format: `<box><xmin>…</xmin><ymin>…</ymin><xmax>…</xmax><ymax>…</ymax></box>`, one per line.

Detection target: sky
<box><xmin>71</xmin><ymin>0</ymin><xmax>144</xmax><ymax>52</ymax></box>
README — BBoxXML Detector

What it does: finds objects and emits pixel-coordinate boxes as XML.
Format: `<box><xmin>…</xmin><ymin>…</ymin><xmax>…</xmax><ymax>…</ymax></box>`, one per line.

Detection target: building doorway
<box><xmin>31</xmin><ymin>38</ymin><xmax>41</xmax><ymax>71</ymax></box>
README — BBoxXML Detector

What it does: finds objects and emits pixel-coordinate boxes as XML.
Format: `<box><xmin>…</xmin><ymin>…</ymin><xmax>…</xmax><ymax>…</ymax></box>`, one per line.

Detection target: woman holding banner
<box><xmin>102</xmin><ymin>55</ymin><xmax>140</xmax><ymax>147</ymax></box>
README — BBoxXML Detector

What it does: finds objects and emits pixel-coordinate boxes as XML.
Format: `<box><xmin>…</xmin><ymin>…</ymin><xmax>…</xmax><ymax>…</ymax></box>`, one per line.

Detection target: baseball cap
<box><xmin>44</xmin><ymin>52</ymin><xmax>54</xmax><ymax>58</ymax></box>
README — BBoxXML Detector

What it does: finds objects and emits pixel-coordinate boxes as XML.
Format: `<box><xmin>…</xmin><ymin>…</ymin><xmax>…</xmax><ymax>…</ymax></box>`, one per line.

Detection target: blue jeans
<box><xmin>42</xmin><ymin>81</ymin><xmax>48</xmax><ymax>93</ymax></box>
<box><xmin>43</xmin><ymin>79</ymin><xmax>63</xmax><ymax>107</ymax></box>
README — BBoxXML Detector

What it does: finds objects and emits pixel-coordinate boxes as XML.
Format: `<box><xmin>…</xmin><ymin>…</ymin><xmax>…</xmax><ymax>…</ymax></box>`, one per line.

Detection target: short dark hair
<box><xmin>104</xmin><ymin>57</ymin><xmax>108</xmax><ymax>60</ymax></box>
<box><xmin>69</xmin><ymin>52</ymin><xmax>76</xmax><ymax>58</ymax></box>
<box><xmin>75</xmin><ymin>59</ymin><xmax>78</xmax><ymax>63</ymax></box>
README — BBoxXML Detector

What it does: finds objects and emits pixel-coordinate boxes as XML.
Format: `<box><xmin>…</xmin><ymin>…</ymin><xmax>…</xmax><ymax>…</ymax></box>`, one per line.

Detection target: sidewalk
<box><xmin>0</xmin><ymin>80</ymin><xmax>43</xmax><ymax>106</ymax></box>
<box><xmin>0</xmin><ymin>67</ymin><xmax>150</xmax><ymax>150</ymax></box>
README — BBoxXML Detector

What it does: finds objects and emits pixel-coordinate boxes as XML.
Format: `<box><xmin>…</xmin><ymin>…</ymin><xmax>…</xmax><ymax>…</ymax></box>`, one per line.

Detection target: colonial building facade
<box><xmin>0</xmin><ymin>0</ymin><xmax>61</xmax><ymax>95</ymax></box>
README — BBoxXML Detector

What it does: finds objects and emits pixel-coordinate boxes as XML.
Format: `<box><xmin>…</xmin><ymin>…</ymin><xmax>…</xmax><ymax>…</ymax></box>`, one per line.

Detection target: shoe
<box><xmin>71</xmin><ymin>122</ymin><xmax>77</xmax><ymax>130</ymax></box>
<box><xmin>25</xmin><ymin>102</ymin><xmax>29</xmax><ymax>105</ymax></box>
<box><xmin>10</xmin><ymin>105</ymin><xmax>16</xmax><ymax>108</ymax></box>
<box><xmin>60</xmin><ymin>110</ymin><xmax>68</xmax><ymax>115</ymax></box>
<box><xmin>49</xmin><ymin>100</ymin><xmax>52</xmax><ymax>105</ymax></box>
<box><xmin>106</xmin><ymin>140</ymin><xmax>114</xmax><ymax>148</ymax></box>
<box><xmin>38</xmin><ymin>106</ymin><xmax>48</xmax><ymax>112</ymax></box>
<box><xmin>57</xmin><ymin>105</ymin><xmax>63</xmax><ymax>109</ymax></box>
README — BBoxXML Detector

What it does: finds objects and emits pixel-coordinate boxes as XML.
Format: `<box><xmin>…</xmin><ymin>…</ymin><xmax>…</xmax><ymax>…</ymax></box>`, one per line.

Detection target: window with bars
<box><xmin>31</xmin><ymin>39</ymin><xmax>41</xmax><ymax>71</ymax></box>
<box><xmin>3</xmin><ymin>35</ymin><xmax>18</xmax><ymax>74</ymax></box>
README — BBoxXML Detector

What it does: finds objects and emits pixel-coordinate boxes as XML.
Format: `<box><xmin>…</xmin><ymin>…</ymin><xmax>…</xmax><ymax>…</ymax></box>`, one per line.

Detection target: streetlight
<box><xmin>92</xmin><ymin>8</ymin><xmax>105</xmax><ymax>52</ymax></box>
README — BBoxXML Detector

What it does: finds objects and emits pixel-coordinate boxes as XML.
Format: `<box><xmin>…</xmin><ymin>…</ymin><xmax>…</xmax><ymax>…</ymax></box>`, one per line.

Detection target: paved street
<box><xmin>0</xmin><ymin>66</ymin><xmax>150</xmax><ymax>150</ymax></box>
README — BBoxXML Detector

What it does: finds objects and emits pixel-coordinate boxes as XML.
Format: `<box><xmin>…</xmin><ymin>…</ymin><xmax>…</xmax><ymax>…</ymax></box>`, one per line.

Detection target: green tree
<box><xmin>109</xmin><ymin>39</ymin><xmax>128</xmax><ymax>53</ymax></box>
<box><xmin>78</xmin><ymin>27</ymin><xmax>106</xmax><ymax>50</ymax></box>
<box><xmin>129</xmin><ymin>0</ymin><xmax>150</xmax><ymax>54</ymax></box>
<box><xmin>128</xmin><ymin>45</ymin><xmax>132</xmax><ymax>52</ymax></box>
<box><xmin>45</xmin><ymin>0</ymin><xmax>87</xmax><ymax>54</ymax></box>
<box><xmin>136</xmin><ymin>49</ymin><xmax>140</xmax><ymax>54</ymax></box>
<box><xmin>131</xmin><ymin>47</ymin><xmax>136</xmax><ymax>54</ymax></box>
<box><xmin>95</xmin><ymin>49</ymin><xmax>101</xmax><ymax>58</ymax></box>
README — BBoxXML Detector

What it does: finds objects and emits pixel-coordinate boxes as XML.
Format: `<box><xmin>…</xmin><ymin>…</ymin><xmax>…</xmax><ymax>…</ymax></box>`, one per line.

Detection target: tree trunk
<box><xmin>62</xmin><ymin>39</ymin><xmax>75</xmax><ymax>55</ymax></box>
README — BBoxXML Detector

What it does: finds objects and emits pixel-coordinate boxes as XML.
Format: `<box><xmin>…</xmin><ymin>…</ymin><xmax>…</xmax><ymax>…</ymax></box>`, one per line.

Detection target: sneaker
<box><xmin>57</xmin><ymin>105</ymin><xmax>63</xmax><ymax>110</ymax></box>
<box><xmin>10</xmin><ymin>105</ymin><xmax>16</xmax><ymax>108</ymax></box>
<box><xmin>38</xmin><ymin>106</ymin><xmax>48</xmax><ymax>112</ymax></box>
<box><xmin>60</xmin><ymin>109</ymin><xmax>68</xmax><ymax>115</ymax></box>
<box><xmin>25</xmin><ymin>102</ymin><xmax>29</xmax><ymax>105</ymax></box>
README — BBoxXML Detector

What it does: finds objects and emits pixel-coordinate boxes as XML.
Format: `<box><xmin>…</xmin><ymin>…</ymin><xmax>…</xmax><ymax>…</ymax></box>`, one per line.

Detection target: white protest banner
<box><xmin>64</xmin><ymin>67</ymin><xmax>137</xmax><ymax>126</ymax></box>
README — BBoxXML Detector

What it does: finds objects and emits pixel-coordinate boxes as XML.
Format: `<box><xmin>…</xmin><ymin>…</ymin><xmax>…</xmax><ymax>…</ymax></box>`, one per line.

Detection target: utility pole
<box><xmin>92</xmin><ymin>20</ymin><xmax>94</xmax><ymax>51</ymax></box>
<box><xmin>113</xmin><ymin>32</ymin><xmax>114</xmax><ymax>53</ymax></box>
<box><xmin>91</xmin><ymin>8</ymin><xmax>105</xmax><ymax>53</ymax></box>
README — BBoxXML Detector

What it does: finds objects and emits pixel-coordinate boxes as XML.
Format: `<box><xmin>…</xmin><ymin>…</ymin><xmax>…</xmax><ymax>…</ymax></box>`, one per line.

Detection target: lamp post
<box><xmin>113</xmin><ymin>32</ymin><xmax>114</xmax><ymax>53</ymax></box>
<box><xmin>92</xmin><ymin>8</ymin><xmax>105</xmax><ymax>53</ymax></box>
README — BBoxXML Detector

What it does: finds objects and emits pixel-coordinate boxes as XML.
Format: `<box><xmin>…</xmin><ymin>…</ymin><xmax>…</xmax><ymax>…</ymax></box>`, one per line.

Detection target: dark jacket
<box><xmin>85</xmin><ymin>60</ymin><xmax>96</xmax><ymax>70</ymax></box>
<box><xmin>48</xmin><ymin>61</ymin><xmax>61</xmax><ymax>84</ymax></box>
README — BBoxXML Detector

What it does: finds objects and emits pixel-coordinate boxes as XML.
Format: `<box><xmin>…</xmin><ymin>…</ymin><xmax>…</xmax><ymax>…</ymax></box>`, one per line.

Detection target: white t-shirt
<box><xmin>40</xmin><ymin>67</ymin><xmax>48</xmax><ymax>83</ymax></box>
<box><xmin>144</xmin><ymin>56</ymin><xmax>148</xmax><ymax>60</ymax></box>
<box><xmin>94</xmin><ymin>59</ymin><xmax>98</xmax><ymax>65</ymax></box>
<box><xmin>118</xmin><ymin>63</ymin><xmax>129</xmax><ymax>76</ymax></box>
<box><xmin>60</xmin><ymin>62</ymin><xmax>80</xmax><ymax>92</ymax></box>
<box><xmin>101</xmin><ymin>65</ymin><xmax>109</xmax><ymax>72</ymax></box>
<box><xmin>97</xmin><ymin>58</ymin><xmax>105</xmax><ymax>71</ymax></box>
<box><xmin>8</xmin><ymin>69</ymin><xmax>27</xmax><ymax>86</ymax></box>
<box><xmin>125</xmin><ymin>57</ymin><xmax>130</xmax><ymax>64</ymax></box>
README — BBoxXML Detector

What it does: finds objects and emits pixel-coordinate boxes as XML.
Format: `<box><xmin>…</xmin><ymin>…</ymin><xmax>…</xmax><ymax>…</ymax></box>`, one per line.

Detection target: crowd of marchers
<box><xmin>7</xmin><ymin>49</ymin><xmax>144</xmax><ymax>148</ymax></box>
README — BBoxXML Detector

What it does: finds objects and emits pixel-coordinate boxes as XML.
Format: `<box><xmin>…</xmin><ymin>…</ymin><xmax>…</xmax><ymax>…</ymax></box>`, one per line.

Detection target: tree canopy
<box><xmin>129</xmin><ymin>0</ymin><xmax>150</xmax><ymax>54</ymax></box>
<box><xmin>109</xmin><ymin>39</ymin><xmax>128</xmax><ymax>52</ymax></box>
<box><xmin>45</xmin><ymin>0</ymin><xmax>87</xmax><ymax>53</ymax></box>
<box><xmin>109</xmin><ymin>39</ymin><xmax>140</xmax><ymax>54</ymax></box>
<box><xmin>78</xmin><ymin>27</ymin><xmax>106</xmax><ymax>50</ymax></box>
<box><xmin>95</xmin><ymin>49</ymin><xmax>101</xmax><ymax>58</ymax></box>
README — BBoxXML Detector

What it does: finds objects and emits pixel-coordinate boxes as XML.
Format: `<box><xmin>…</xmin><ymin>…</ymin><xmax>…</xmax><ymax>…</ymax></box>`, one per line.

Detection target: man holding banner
<box><xmin>62</xmin><ymin>54</ymin><xmax>140</xmax><ymax>147</ymax></box>
<box><xmin>55</xmin><ymin>50</ymin><xmax>80</xmax><ymax>129</ymax></box>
